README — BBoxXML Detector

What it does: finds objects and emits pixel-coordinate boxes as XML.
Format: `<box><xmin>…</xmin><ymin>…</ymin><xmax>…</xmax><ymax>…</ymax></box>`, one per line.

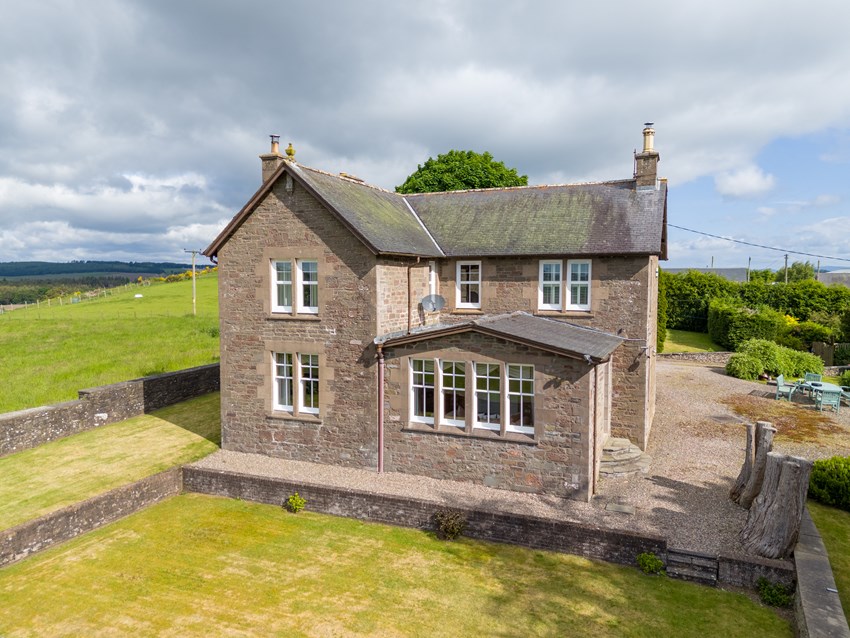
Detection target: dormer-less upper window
<box><xmin>298</xmin><ymin>259</ymin><xmax>319</xmax><ymax>314</ymax></box>
<box><xmin>538</xmin><ymin>260</ymin><xmax>562</xmax><ymax>311</ymax></box>
<box><xmin>567</xmin><ymin>259</ymin><xmax>591</xmax><ymax>311</ymax></box>
<box><xmin>456</xmin><ymin>261</ymin><xmax>481</xmax><ymax>309</ymax></box>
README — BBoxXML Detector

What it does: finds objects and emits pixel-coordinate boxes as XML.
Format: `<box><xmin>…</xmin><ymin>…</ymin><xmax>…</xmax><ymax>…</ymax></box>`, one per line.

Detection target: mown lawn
<box><xmin>0</xmin><ymin>493</ymin><xmax>791</xmax><ymax>638</ymax></box>
<box><xmin>664</xmin><ymin>329</ymin><xmax>725</xmax><ymax>353</ymax></box>
<box><xmin>808</xmin><ymin>501</ymin><xmax>850</xmax><ymax>621</ymax></box>
<box><xmin>0</xmin><ymin>393</ymin><xmax>219</xmax><ymax>530</ymax></box>
<box><xmin>0</xmin><ymin>275</ymin><xmax>219</xmax><ymax>413</ymax></box>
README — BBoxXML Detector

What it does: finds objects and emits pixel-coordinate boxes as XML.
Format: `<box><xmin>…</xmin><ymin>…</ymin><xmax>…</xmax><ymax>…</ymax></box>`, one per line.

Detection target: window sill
<box><xmin>450</xmin><ymin>309</ymin><xmax>484</xmax><ymax>315</ymax></box>
<box><xmin>534</xmin><ymin>310</ymin><xmax>593</xmax><ymax>319</ymax></box>
<box><xmin>266</xmin><ymin>411</ymin><xmax>322</xmax><ymax>424</ymax></box>
<box><xmin>402</xmin><ymin>421</ymin><xmax>538</xmax><ymax>445</ymax></box>
<box><xmin>268</xmin><ymin>313</ymin><xmax>322</xmax><ymax>321</ymax></box>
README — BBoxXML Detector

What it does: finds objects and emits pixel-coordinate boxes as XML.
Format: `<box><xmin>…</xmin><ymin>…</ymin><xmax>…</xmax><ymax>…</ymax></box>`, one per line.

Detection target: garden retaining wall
<box><xmin>0</xmin><ymin>468</ymin><xmax>182</xmax><ymax>568</ymax></box>
<box><xmin>182</xmin><ymin>466</ymin><xmax>666</xmax><ymax>567</ymax></box>
<box><xmin>0</xmin><ymin>363</ymin><xmax>220</xmax><ymax>458</ymax></box>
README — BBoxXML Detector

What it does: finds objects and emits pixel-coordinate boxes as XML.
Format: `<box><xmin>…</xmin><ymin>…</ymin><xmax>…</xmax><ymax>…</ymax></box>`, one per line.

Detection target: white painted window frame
<box><xmin>456</xmin><ymin>261</ymin><xmax>481</xmax><ymax>309</ymax></box>
<box><xmin>273</xmin><ymin>352</ymin><xmax>294</xmax><ymax>411</ymax></box>
<box><xmin>439</xmin><ymin>360</ymin><xmax>466</xmax><ymax>428</ymax></box>
<box><xmin>538</xmin><ymin>260</ymin><xmax>563</xmax><ymax>311</ymax></box>
<box><xmin>410</xmin><ymin>358</ymin><xmax>435</xmax><ymax>424</ymax></box>
<box><xmin>271</xmin><ymin>260</ymin><xmax>293</xmax><ymax>313</ymax></box>
<box><xmin>473</xmin><ymin>362</ymin><xmax>501</xmax><ymax>431</ymax></box>
<box><xmin>299</xmin><ymin>353</ymin><xmax>320</xmax><ymax>414</ymax></box>
<box><xmin>566</xmin><ymin>259</ymin><xmax>592</xmax><ymax>311</ymax></box>
<box><xmin>506</xmin><ymin>364</ymin><xmax>534</xmax><ymax>434</ymax></box>
<box><xmin>297</xmin><ymin>259</ymin><xmax>319</xmax><ymax>314</ymax></box>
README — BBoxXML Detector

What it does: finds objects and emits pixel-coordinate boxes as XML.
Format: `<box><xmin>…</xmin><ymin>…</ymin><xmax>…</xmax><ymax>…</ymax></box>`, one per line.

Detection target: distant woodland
<box><xmin>0</xmin><ymin>261</ymin><xmax>193</xmax><ymax>305</ymax></box>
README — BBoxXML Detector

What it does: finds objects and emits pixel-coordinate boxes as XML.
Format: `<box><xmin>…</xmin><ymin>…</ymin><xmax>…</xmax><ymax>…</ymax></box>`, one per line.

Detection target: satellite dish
<box><xmin>421</xmin><ymin>294</ymin><xmax>445</xmax><ymax>312</ymax></box>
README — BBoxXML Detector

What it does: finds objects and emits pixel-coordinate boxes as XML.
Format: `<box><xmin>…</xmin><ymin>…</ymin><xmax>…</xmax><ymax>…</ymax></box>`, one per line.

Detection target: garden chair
<box><xmin>841</xmin><ymin>386</ymin><xmax>850</xmax><ymax>407</ymax></box>
<box><xmin>774</xmin><ymin>374</ymin><xmax>794</xmax><ymax>401</ymax></box>
<box><xmin>816</xmin><ymin>389</ymin><xmax>841</xmax><ymax>414</ymax></box>
<box><xmin>804</xmin><ymin>373</ymin><xmax>822</xmax><ymax>383</ymax></box>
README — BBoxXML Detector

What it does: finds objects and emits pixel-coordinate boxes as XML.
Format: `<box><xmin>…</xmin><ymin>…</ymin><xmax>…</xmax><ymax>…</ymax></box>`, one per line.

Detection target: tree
<box><xmin>774</xmin><ymin>260</ymin><xmax>815</xmax><ymax>284</ymax></box>
<box><xmin>395</xmin><ymin>150</ymin><xmax>528</xmax><ymax>194</ymax></box>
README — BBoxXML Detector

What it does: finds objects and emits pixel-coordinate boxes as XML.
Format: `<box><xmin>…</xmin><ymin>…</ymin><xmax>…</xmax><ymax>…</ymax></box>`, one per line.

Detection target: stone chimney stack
<box><xmin>259</xmin><ymin>134</ymin><xmax>284</xmax><ymax>183</ymax></box>
<box><xmin>634</xmin><ymin>123</ymin><xmax>660</xmax><ymax>189</ymax></box>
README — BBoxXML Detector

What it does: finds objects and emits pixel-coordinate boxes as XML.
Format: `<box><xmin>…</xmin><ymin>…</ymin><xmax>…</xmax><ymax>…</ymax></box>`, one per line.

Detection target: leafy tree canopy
<box><xmin>774</xmin><ymin>260</ymin><xmax>816</xmax><ymax>284</ymax></box>
<box><xmin>395</xmin><ymin>150</ymin><xmax>528</xmax><ymax>194</ymax></box>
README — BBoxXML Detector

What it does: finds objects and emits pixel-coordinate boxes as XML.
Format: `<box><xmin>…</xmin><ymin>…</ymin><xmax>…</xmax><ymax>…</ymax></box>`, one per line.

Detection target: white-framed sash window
<box><xmin>273</xmin><ymin>352</ymin><xmax>294</xmax><ymax>410</ymax></box>
<box><xmin>440</xmin><ymin>361</ymin><xmax>466</xmax><ymax>427</ymax></box>
<box><xmin>456</xmin><ymin>261</ymin><xmax>481</xmax><ymax>309</ymax></box>
<box><xmin>474</xmin><ymin>363</ymin><xmax>501</xmax><ymax>430</ymax></box>
<box><xmin>299</xmin><ymin>353</ymin><xmax>320</xmax><ymax>414</ymax></box>
<box><xmin>538</xmin><ymin>260</ymin><xmax>562</xmax><ymax>311</ymax></box>
<box><xmin>411</xmin><ymin>359</ymin><xmax>435</xmax><ymax>423</ymax></box>
<box><xmin>298</xmin><ymin>259</ymin><xmax>319</xmax><ymax>314</ymax></box>
<box><xmin>271</xmin><ymin>260</ymin><xmax>293</xmax><ymax>313</ymax></box>
<box><xmin>507</xmin><ymin>364</ymin><xmax>534</xmax><ymax>434</ymax></box>
<box><xmin>567</xmin><ymin>259</ymin><xmax>591</xmax><ymax>311</ymax></box>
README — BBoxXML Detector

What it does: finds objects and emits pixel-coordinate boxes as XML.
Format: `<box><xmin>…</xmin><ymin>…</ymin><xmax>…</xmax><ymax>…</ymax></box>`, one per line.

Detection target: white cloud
<box><xmin>714</xmin><ymin>166</ymin><xmax>776</xmax><ymax>198</ymax></box>
<box><xmin>757</xmin><ymin>206</ymin><xmax>776</xmax><ymax>217</ymax></box>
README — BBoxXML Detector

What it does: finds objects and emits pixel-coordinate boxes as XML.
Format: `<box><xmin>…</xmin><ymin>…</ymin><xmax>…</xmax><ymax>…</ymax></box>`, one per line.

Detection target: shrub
<box><xmin>434</xmin><ymin>509</ymin><xmax>467</xmax><ymax>540</ymax></box>
<box><xmin>835</xmin><ymin>345</ymin><xmax>850</xmax><ymax>367</ymax></box>
<box><xmin>285</xmin><ymin>492</ymin><xmax>307</xmax><ymax>513</ymax></box>
<box><xmin>808</xmin><ymin>456</ymin><xmax>850</xmax><ymax>512</ymax></box>
<box><xmin>636</xmin><ymin>552</ymin><xmax>665</xmax><ymax>575</ymax></box>
<box><xmin>756</xmin><ymin>577</ymin><xmax>793</xmax><ymax>607</ymax></box>
<box><xmin>728</xmin><ymin>338</ymin><xmax>825</xmax><ymax>380</ymax></box>
<box><xmin>725</xmin><ymin>353</ymin><xmax>763</xmax><ymax>380</ymax></box>
<box><xmin>839</xmin><ymin>370</ymin><xmax>850</xmax><ymax>387</ymax></box>
<box><xmin>791</xmin><ymin>320</ymin><xmax>835</xmax><ymax>347</ymax></box>
<box><xmin>737</xmin><ymin>339</ymin><xmax>783</xmax><ymax>376</ymax></box>
<box><xmin>708</xmin><ymin>299</ymin><xmax>787</xmax><ymax>350</ymax></box>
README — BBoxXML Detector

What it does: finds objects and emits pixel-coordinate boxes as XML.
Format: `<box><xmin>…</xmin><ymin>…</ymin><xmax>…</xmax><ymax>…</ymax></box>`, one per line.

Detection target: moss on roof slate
<box><xmin>404</xmin><ymin>181</ymin><xmax>666</xmax><ymax>257</ymax></box>
<box><xmin>292</xmin><ymin>165</ymin><xmax>443</xmax><ymax>257</ymax></box>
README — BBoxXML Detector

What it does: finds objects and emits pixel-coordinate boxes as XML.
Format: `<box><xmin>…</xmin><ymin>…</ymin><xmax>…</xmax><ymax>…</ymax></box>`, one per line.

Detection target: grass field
<box><xmin>664</xmin><ymin>329</ymin><xmax>725</xmax><ymax>353</ymax></box>
<box><xmin>0</xmin><ymin>493</ymin><xmax>792</xmax><ymax>638</ymax></box>
<box><xmin>808</xmin><ymin>501</ymin><xmax>850</xmax><ymax>621</ymax></box>
<box><xmin>0</xmin><ymin>275</ymin><xmax>219</xmax><ymax>413</ymax></box>
<box><xmin>0</xmin><ymin>393</ymin><xmax>219</xmax><ymax>530</ymax></box>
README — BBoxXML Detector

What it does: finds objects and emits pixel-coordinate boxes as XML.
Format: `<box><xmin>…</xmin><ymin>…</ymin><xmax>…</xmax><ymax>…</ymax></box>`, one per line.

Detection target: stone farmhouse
<box><xmin>203</xmin><ymin>126</ymin><xmax>668</xmax><ymax>502</ymax></box>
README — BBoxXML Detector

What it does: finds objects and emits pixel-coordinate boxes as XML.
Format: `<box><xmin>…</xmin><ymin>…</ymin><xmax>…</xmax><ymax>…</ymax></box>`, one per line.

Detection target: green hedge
<box><xmin>809</xmin><ymin>456</ymin><xmax>850</xmax><ymax>512</ymax></box>
<box><xmin>708</xmin><ymin>299</ymin><xmax>787</xmax><ymax>350</ymax></box>
<box><xmin>726</xmin><ymin>339</ymin><xmax>824</xmax><ymax>380</ymax></box>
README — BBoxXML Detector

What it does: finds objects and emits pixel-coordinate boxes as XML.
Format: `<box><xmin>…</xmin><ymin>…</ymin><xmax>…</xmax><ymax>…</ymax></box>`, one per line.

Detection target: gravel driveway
<box><xmin>194</xmin><ymin>360</ymin><xmax>850</xmax><ymax>556</ymax></box>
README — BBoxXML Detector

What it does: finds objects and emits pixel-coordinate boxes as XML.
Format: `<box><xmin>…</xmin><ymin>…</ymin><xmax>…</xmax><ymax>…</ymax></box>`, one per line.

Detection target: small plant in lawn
<box><xmin>434</xmin><ymin>509</ymin><xmax>467</xmax><ymax>540</ymax></box>
<box><xmin>808</xmin><ymin>456</ymin><xmax>850</xmax><ymax>512</ymax></box>
<box><xmin>756</xmin><ymin>577</ymin><xmax>793</xmax><ymax>607</ymax></box>
<box><xmin>285</xmin><ymin>492</ymin><xmax>306</xmax><ymax>513</ymax></box>
<box><xmin>636</xmin><ymin>552</ymin><xmax>665</xmax><ymax>575</ymax></box>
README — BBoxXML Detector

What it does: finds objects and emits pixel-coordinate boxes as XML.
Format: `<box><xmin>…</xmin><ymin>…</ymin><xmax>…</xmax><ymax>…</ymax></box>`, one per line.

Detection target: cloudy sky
<box><xmin>2</xmin><ymin>1</ymin><xmax>850</xmax><ymax>270</ymax></box>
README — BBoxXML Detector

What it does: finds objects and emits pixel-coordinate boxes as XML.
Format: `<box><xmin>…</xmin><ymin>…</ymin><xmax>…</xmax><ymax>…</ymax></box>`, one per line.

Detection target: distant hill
<box><xmin>0</xmin><ymin>261</ymin><xmax>193</xmax><ymax>279</ymax></box>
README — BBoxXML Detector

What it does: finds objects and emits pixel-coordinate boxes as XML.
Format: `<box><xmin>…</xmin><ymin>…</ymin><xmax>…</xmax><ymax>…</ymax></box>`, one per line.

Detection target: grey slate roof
<box><xmin>405</xmin><ymin>181</ymin><xmax>666</xmax><ymax>257</ymax></box>
<box><xmin>290</xmin><ymin>165</ymin><xmax>443</xmax><ymax>257</ymax></box>
<box><xmin>205</xmin><ymin>160</ymin><xmax>667</xmax><ymax>260</ymax></box>
<box><xmin>375</xmin><ymin>312</ymin><xmax>623</xmax><ymax>362</ymax></box>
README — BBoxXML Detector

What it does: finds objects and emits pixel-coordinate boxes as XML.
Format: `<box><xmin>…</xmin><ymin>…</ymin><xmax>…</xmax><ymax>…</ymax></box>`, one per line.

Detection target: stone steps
<box><xmin>666</xmin><ymin>548</ymin><xmax>719</xmax><ymax>586</ymax></box>
<box><xmin>599</xmin><ymin>437</ymin><xmax>652</xmax><ymax>477</ymax></box>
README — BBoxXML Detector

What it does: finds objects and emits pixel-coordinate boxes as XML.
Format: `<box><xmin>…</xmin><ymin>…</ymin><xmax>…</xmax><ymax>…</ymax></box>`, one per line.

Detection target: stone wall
<box><xmin>0</xmin><ymin>364</ymin><xmax>220</xmax><ymax>458</ymax></box>
<box><xmin>0</xmin><ymin>468</ymin><xmax>182</xmax><ymax>568</ymax></box>
<box><xmin>216</xmin><ymin>179</ymin><xmax>379</xmax><ymax>468</ymax></box>
<box><xmin>658</xmin><ymin>352</ymin><xmax>733</xmax><ymax>365</ymax></box>
<box><xmin>382</xmin><ymin>331</ymin><xmax>597</xmax><ymax>501</ymax></box>
<box><xmin>182</xmin><ymin>466</ymin><xmax>667</xmax><ymax>566</ymax></box>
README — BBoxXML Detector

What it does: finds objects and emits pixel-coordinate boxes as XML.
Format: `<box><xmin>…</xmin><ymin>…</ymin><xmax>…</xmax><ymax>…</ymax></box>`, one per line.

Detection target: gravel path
<box><xmin>193</xmin><ymin>360</ymin><xmax>850</xmax><ymax>556</ymax></box>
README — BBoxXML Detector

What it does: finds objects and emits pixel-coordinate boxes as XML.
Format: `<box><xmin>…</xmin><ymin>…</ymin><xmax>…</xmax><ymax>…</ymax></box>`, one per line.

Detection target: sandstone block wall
<box><xmin>217</xmin><ymin>180</ymin><xmax>379</xmax><ymax>468</ymax></box>
<box><xmin>0</xmin><ymin>364</ymin><xmax>220</xmax><ymax>458</ymax></box>
<box><xmin>382</xmin><ymin>331</ymin><xmax>597</xmax><ymax>501</ymax></box>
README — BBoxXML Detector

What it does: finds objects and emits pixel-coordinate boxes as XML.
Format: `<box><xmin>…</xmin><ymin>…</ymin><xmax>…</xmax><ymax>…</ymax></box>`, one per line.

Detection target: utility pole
<box><xmin>816</xmin><ymin>259</ymin><xmax>821</xmax><ymax>282</ymax></box>
<box><xmin>184</xmin><ymin>249</ymin><xmax>199</xmax><ymax>316</ymax></box>
<box><xmin>784</xmin><ymin>254</ymin><xmax>789</xmax><ymax>284</ymax></box>
<box><xmin>747</xmin><ymin>256</ymin><xmax>751</xmax><ymax>283</ymax></box>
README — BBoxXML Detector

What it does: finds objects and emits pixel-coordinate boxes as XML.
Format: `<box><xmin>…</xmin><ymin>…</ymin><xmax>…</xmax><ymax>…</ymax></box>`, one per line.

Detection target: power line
<box><xmin>668</xmin><ymin>223</ymin><xmax>850</xmax><ymax>263</ymax></box>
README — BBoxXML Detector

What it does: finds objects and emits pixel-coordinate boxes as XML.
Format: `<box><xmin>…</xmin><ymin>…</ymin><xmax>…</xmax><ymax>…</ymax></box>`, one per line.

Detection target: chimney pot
<box><xmin>635</xmin><ymin>123</ymin><xmax>660</xmax><ymax>189</ymax></box>
<box><xmin>259</xmin><ymin>134</ymin><xmax>285</xmax><ymax>183</ymax></box>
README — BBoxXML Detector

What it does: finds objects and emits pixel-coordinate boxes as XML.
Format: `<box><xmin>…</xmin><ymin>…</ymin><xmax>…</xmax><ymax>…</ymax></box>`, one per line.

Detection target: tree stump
<box><xmin>740</xmin><ymin>452</ymin><xmax>813</xmax><ymax>559</ymax></box>
<box><xmin>737</xmin><ymin>421</ymin><xmax>776</xmax><ymax>509</ymax></box>
<box><xmin>730</xmin><ymin>422</ymin><xmax>756</xmax><ymax>502</ymax></box>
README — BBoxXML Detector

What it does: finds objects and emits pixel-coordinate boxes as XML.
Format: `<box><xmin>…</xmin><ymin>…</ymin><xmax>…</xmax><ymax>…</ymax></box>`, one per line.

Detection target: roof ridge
<box><xmin>403</xmin><ymin>178</ymin><xmax>637</xmax><ymax>197</ymax></box>
<box><xmin>295</xmin><ymin>164</ymin><xmax>397</xmax><ymax>194</ymax></box>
